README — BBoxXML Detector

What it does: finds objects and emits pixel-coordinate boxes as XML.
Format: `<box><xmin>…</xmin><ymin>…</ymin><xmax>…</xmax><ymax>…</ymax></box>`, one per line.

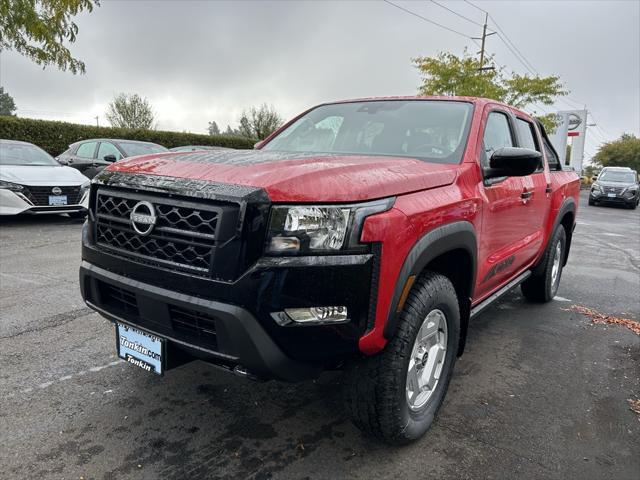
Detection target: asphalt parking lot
<box><xmin>1</xmin><ymin>190</ymin><xmax>638</xmax><ymax>480</ymax></box>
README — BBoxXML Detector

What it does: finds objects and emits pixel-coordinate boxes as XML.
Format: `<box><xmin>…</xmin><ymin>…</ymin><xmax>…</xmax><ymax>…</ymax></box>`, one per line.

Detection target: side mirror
<box><xmin>254</xmin><ymin>140</ymin><xmax>265</xmax><ymax>150</ymax></box>
<box><xmin>103</xmin><ymin>154</ymin><xmax>117</xmax><ymax>162</ymax></box>
<box><xmin>486</xmin><ymin>147</ymin><xmax>541</xmax><ymax>178</ymax></box>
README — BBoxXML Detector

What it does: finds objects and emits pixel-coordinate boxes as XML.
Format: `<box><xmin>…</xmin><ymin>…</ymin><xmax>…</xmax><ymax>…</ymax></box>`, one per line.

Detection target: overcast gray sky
<box><xmin>1</xmin><ymin>0</ymin><xmax>639</xmax><ymax>160</ymax></box>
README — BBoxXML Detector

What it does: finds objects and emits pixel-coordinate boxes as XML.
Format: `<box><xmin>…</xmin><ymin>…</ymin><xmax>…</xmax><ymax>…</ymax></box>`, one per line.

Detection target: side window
<box><xmin>543</xmin><ymin>138</ymin><xmax>561</xmax><ymax>171</ymax></box>
<box><xmin>515</xmin><ymin>118</ymin><xmax>539</xmax><ymax>151</ymax></box>
<box><xmin>516</xmin><ymin>118</ymin><xmax>543</xmax><ymax>172</ymax></box>
<box><xmin>482</xmin><ymin>112</ymin><xmax>514</xmax><ymax>168</ymax></box>
<box><xmin>97</xmin><ymin>142</ymin><xmax>122</xmax><ymax>161</ymax></box>
<box><xmin>75</xmin><ymin>141</ymin><xmax>97</xmax><ymax>158</ymax></box>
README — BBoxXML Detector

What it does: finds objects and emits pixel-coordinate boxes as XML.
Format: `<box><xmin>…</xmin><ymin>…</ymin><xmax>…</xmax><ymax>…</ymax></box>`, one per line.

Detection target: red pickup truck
<box><xmin>79</xmin><ymin>96</ymin><xmax>580</xmax><ymax>444</ymax></box>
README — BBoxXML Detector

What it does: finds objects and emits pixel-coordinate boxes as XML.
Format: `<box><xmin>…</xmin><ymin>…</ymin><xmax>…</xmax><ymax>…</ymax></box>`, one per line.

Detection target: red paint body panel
<box><xmin>106</xmin><ymin>96</ymin><xmax>580</xmax><ymax>356</ymax></box>
<box><xmin>107</xmin><ymin>154</ymin><xmax>458</xmax><ymax>202</ymax></box>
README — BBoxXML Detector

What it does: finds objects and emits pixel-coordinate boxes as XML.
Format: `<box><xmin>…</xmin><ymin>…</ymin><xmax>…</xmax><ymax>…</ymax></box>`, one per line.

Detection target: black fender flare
<box><xmin>383</xmin><ymin>221</ymin><xmax>477</xmax><ymax>340</ymax></box>
<box><xmin>533</xmin><ymin>197</ymin><xmax>576</xmax><ymax>275</ymax></box>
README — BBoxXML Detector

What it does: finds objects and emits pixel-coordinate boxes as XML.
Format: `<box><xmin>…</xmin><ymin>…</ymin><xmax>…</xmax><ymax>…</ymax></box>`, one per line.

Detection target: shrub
<box><xmin>0</xmin><ymin>116</ymin><xmax>255</xmax><ymax>156</ymax></box>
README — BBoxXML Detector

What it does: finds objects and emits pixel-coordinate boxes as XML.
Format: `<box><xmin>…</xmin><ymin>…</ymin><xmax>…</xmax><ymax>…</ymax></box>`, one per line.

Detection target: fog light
<box><xmin>268</xmin><ymin>236</ymin><xmax>300</xmax><ymax>253</ymax></box>
<box><xmin>271</xmin><ymin>306</ymin><xmax>349</xmax><ymax>326</ymax></box>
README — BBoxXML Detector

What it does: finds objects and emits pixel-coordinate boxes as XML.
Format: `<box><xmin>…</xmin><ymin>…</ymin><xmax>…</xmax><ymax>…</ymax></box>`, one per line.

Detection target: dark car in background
<box><xmin>589</xmin><ymin>166</ymin><xmax>639</xmax><ymax>209</ymax></box>
<box><xmin>57</xmin><ymin>139</ymin><xmax>168</xmax><ymax>179</ymax></box>
<box><xmin>169</xmin><ymin>145</ymin><xmax>233</xmax><ymax>152</ymax></box>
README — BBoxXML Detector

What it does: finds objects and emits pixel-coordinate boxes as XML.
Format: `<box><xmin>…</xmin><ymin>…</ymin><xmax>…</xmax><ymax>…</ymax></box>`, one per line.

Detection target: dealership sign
<box><xmin>548</xmin><ymin>109</ymin><xmax>587</xmax><ymax>173</ymax></box>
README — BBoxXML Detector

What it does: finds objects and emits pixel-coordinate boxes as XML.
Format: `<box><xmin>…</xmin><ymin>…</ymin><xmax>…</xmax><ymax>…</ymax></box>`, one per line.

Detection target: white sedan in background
<box><xmin>0</xmin><ymin>139</ymin><xmax>90</xmax><ymax>217</ymax></box>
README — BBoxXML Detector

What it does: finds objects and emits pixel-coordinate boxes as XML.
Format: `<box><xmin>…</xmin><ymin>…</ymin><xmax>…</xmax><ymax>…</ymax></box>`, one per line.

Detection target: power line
<box><xmin>383</xmin><ymin>0</ymin><xmax>473</xmax><ymax>39</ymax></box>
<box><xmin>429</xmin><ymin>0</ymin><xmax>492</xmax><ymax>30</ymax></box>
<box><xmin>465</xmin><ymin>1</ymin><xmax>537</xmax><ymax>75</ymax></box>
<box><xmin>463</xmin><ymin>0</ymin><xmax>487</xmax><ymax>14</ymax></box>
<box><xmin>466</xmin><ymin>1</ymin><xmax>617</xmax><ymax>140</ymax></box>
<box><xmin>490</xmin><ymin>21</ymin><xmax>538</xmax><ymax>75</ymax></box>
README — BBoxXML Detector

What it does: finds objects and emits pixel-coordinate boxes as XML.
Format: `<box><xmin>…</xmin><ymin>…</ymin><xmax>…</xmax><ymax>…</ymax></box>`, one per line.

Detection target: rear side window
<box><xmin>543</xmin><ymin>139</ymin><xmax>561</xmax><ymax>171</ymax></box>
<box><xmin>516</xmin><ymin>118</ymin><xmax>539</xmax><ymax>151</ymax></box>
<box><xmin>76</xmin><ymin>142</ymin><xmax>97</xmax><ymax>158</ymax></box>
<box><xmin>536</xmin><ymin>120</ymin><xmax>562</xmax><ymax>171</ymax></box>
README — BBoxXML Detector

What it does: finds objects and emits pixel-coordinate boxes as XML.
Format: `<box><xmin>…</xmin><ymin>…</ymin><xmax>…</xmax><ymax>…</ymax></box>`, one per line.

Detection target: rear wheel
<box><xmin>343</xmin><ymin>272</ymin><xmax>460</xmax><ymax>445</ymax></box>
<box><xmin>521</xmin><ymin>226</ymin><xmax>566</xmax><ymax>302</ymax></box>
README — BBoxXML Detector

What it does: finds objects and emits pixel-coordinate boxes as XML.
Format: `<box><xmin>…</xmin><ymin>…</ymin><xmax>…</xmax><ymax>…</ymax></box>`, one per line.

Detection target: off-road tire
<box><xmin>521</xmin><ymin>226</ymin><xmax>566</xmax><ymax>303</ymax></box>
<box><xmin>343</xmin><ymin>271</ymin><xmax>460</xmax><ymax>445</ymax></box>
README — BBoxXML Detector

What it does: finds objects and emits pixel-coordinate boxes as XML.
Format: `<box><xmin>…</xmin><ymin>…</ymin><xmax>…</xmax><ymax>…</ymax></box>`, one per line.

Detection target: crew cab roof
<box><xmin>322</xmin><ymin>96</ymin><xmax>524</xmax><ymax>112</ymax></box>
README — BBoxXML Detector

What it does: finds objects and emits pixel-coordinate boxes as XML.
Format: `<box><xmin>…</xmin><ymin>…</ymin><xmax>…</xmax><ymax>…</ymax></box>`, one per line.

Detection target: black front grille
<box><xmin>169</xmin><ymin>305</ymin><xmax>218</xmax><ymax>348</ymax></box>
<box><xmin>603</xmin><ymin>186</ymin><xmax>624</xmax><ymax>195</ymax></box>
<box><xmin>99</xmin><ymin>281</ymin><xmax>139</xmax><ymax>317</ymax></box>
<box><xmin>23</xmin><ymin>185</ymin><xmax>82</xmax><ymax>206</ymax></box>
<box><xmin>94</xmin><ymin>279</ymin><xmax>218</xmax><ymax>350</ymax></box>
<box><xmin>94</xmin><ymin>189</ymin><xmax>224</xmax><ymax>275</ymax></box>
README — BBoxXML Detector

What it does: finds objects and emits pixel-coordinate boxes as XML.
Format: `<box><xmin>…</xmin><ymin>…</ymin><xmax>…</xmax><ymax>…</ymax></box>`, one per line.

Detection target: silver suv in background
<box><xmin>57</xmin><ymin>139</ymin><xmax>168</xmax><ymax>179</ymax></box>
<box><xmin>589</xmin><ymin>166</ymin><xmax>639</xmax><ymax>209</ymax></box>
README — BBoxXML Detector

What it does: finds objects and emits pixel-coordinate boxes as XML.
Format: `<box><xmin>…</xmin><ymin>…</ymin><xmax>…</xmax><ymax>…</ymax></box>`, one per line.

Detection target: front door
<box><xmin>476</xmin><ymin>109</ymin><xmax>534</xmax><ymax>299</ymax></box>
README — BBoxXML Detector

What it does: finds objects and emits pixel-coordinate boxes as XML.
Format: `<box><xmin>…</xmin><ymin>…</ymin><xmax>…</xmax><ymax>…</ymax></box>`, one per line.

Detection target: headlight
<box><xmin>266</xmin><ymin>199</ymin><xmax>394</xmax><ymax>255</ymax></box>
<box><xmin>0</xmin><ymin>180</ymin><xmax>24</xmax><ymax>191</ymax></box>
<box><xmin>591</xmin><ymin>184</ymin><xmax>602</xmax><ymax>193</ymax></box>
<box><xmin>80</xmin><ymin>180</ymin><xmax>90</xmax><ymax>192</ymax></box>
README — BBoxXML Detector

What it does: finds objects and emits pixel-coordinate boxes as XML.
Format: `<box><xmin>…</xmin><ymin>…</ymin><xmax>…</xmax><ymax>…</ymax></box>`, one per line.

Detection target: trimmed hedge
<box><xmin>0</xmin><ymin>116</ymin><xmax>255</xmax><ymax>156</ymax></box>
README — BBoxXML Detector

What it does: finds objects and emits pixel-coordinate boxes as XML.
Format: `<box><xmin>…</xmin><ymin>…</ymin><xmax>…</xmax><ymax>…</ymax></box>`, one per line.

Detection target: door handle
<box><xmin>521</xmin><ymin>191</ymin><xmax>533</xmax><ymax>199</ymax></box>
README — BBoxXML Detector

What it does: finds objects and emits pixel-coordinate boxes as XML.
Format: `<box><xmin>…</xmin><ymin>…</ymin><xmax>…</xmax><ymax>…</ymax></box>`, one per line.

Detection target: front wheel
<box><xmin>521</xmin><ymin>226</ymin><xmax>566</xmax><ymax>302</ymax></box>
<box><xmin>343</xmin><ymin>272</ymin><xmax>460</xmax><ymax>445</ymax></box>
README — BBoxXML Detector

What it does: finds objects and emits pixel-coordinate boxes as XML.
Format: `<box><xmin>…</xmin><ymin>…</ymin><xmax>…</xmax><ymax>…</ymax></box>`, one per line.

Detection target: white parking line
<box><xmin>7</xmin><ymin>359</ymin><xmax>123</xmax><ymax>398</ymax></box>
<box><xmin>0</xmin><ymin>272</ymin><xmax>46</xmax><ymax>286</ymax></box>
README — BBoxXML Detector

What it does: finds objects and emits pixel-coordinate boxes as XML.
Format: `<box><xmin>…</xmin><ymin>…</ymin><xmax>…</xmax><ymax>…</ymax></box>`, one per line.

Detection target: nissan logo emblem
<box><xmin>130</xmin><ymin>201</ymin><xmax>157</xmax><ymax>236</ymax></box>
<box><xmin>52</xmin><ymin>186</ymin><xmax>62</xmax><ymax>195</ymax></box>
<box><xmin>568</xmin><ymin>113</ymin><xmax>582</xmax><ymax>131</ymax></box>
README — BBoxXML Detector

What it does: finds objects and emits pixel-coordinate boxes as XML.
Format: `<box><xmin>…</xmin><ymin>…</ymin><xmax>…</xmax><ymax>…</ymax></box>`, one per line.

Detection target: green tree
<box><xmin>0</xmin><ymin>87</ymin><xmax>17</xmax><ymax>115</ymax></box>
<box><xmin>237</xmin><ymin>104</ymin><xmax>283</xmax><ymax>140</ymax></box>
<box><xmin>593</xmin><ymin>133</ymin><xmax>640</xmax><ymax>172</ymax></box>
<box><xmin>207</xmin><ymin>121</ymin><xmax>220</xmax><ymax>136</ymax></box>
<box><xmin>0</xmin><ymin>0</ymin><xmax>99</xmax><ymax>74</ymax></box>
<box><xmin>105</xmin><ymin>93</ymin><xmax>155</xmax><ymax>129</ymax></box>
<box><xmin>413</xmin><ymin>51</ymin><xmax>568</xmax><ymax>132</ymax></box>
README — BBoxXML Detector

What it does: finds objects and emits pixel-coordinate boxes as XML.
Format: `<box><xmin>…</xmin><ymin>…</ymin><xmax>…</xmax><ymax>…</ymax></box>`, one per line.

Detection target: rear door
<box><xmin>66</xmin><ymin>141</ymin><xmax>99</xmax><ymax>174</ymax></box>
<box><xmin>83</xmin><ymin>141</ymin><xmax>124</xmax><ymax>179</ymax></box>
<box><xmin>512</xmin><ymin>116</ymin><xmax>549</xmax><ymax>264</ymax></box>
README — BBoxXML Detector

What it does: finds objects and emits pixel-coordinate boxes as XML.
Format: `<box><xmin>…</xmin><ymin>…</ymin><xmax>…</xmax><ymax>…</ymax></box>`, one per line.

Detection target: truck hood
<box><xmin>0</xmin><ymin>164</ymin><xmax>89</xmax><ymax>186</ymax></box>
<box><xmin>105</xmin><ymin>150</ymin><xmax>459</xmax><ymax>202</ymax></box>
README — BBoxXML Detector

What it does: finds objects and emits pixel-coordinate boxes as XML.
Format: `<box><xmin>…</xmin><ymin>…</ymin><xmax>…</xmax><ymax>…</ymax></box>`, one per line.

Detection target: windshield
<box><xmin>262</xmin><ymin>100</ymin><xmax>474</xmax><ymax>164</ymax></box>
<box><xmin>119</xmin><ymin>142</ymin><xmax>168</xmax><ymax>157</ymax></box>
<box><xmin>0</xmin><ymin>143</ymin><xmax>59</xmax><ymax>166</ymax></box>
<box><xmin>599</xmin><ymin>171</ymin><xmax>636</xmax><ymax>183</ymax></box>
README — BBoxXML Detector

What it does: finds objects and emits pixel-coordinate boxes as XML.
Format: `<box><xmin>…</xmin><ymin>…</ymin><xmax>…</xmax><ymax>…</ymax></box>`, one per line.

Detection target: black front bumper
<box><xmin>590</xmin><ymin>192</ymin><xmax>637</xmax><ymax>206</ymax></box>
<box><xmin>81</xmin><ymin>240</ymin><xmax>377</xmax><ymax>382</ymax></box>
<box><xmin>80</xmin><ymin>262</ymin><xmax>327</xmax><ymax>381</ymax></box>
